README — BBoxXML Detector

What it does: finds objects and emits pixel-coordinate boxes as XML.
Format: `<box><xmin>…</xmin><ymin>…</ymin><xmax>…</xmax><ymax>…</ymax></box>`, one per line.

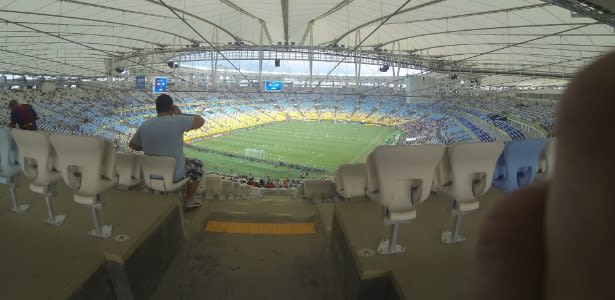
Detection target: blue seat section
<box><xmin>454</xmin><ymin>115</ymin><xmax>493</xmax><ymax>142</ymax></box>
<box><xmin>492</xmin><ymin>139</ymin><xmax>547</xmax><ymax>192</ymax></box>
<box><xmin>460</xmin><ymin>108</ymin><xmax>525</xmax><ymax>140</ymax></box>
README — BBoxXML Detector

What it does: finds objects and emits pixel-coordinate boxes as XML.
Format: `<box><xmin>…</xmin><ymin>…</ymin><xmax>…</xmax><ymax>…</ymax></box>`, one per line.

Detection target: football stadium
<box><xmin>0</xmin><ymin>0</ymin><xmax>613</xmax><ymax>299</ymax></box>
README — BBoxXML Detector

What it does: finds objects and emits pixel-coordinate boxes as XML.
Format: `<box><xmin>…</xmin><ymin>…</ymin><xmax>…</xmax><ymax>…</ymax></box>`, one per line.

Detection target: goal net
<box><xmin>244</xmin><ymin>148</ymin><xmax>265</xmax><ymax>160</ymax></box>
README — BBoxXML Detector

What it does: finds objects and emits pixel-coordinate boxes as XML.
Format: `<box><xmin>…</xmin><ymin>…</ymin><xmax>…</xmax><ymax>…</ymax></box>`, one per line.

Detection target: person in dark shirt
<box><xmin>9</xmin><ymin>100</ymin><xmax>38</xmax><ymax>130</ymax></box>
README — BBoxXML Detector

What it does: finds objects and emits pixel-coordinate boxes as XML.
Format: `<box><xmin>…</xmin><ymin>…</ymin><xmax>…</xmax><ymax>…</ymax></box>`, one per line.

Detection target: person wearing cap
<box><xmin>8</xmin><ymin>99</ymin><xmax>39</xmax><ymax>130</ymax></box>
<box><xmin>129</xmin><ymin>93</ymin><xmax>206</xmax><ymax>208</ymax></box>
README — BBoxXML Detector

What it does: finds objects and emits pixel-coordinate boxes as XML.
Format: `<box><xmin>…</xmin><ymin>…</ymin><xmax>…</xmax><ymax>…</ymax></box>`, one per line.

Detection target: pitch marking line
<box><xmin>351</xmin><ymin>127</ymin><xmax>388</xmax><ymax>163</ymax></box>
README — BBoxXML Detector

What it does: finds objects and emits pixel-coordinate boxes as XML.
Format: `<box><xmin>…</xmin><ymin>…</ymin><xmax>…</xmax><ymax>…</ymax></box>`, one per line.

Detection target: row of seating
<box><xmin>332</xmin><ymin>138</ymin><xmax>556</xmax><ymax>254</ymax></box>
<box><xmin>0</xmin><ymin>128</ymin><xmax>216</xmax><ymax>239</ymax></box>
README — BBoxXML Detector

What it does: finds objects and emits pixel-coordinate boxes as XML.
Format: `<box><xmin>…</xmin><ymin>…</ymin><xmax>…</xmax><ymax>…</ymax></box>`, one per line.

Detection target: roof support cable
<box><xmin>157</xmin><ymin>0</ymin><xmax>263</xmax><ymax>96</ymax></box>
<box><xmin>312</xmin><ymin>0</ymin><xmax>413</xmax><ymax>91</ymax></box>
<box><xmin>368</xmin><ymin>22</ymin><xmax>597</xmax><ymax>96</ymax></box>
<box><xmin>0</xmin><ymin>18</ymin><xmax>202</xmax><ymax>84</ymax></box>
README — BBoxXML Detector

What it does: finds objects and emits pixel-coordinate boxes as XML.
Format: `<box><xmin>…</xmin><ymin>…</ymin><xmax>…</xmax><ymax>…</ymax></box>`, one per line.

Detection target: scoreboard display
<box><xmin>135</xmin><ymin>76</ymin><xmax>146</xmax><ymax>90</ymax></box>
<box><xmin>264</xmin><ymin>81</ymin><xmax>283</xmax><ymax>91</ymax></box>
<box><xmin>153</xmin><ymin>77</ymin><xmax>168</xmax><ymax>93</ymax></box>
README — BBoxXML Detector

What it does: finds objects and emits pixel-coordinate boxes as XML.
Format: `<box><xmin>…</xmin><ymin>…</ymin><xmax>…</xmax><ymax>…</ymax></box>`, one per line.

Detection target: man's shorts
<box><xmin>185</xmin><ymin>158</ymin><xmax>204</xmax><ymax>182</ymax></box>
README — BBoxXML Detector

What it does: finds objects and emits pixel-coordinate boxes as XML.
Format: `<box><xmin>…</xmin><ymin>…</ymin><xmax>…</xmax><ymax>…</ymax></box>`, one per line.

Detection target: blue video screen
<box><xmin>153</xmin><ymin>77</ymin><xmax>168</xmax><ymax>93</ymax></box>
<box><xmin>265</xmin><ymin>81</ymin><xmax>283</xmax><ymax>91</ymax></box>
<box><xmin>135</xmin><ymin>75</ymin><xmax>146</xmax><ymax>90</ymax></box>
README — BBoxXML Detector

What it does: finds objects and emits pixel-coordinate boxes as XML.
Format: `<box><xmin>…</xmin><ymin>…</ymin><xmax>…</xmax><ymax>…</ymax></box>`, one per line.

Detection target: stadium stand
<box><xmin>366</xmin><ymin>144</ymin><xmax>446</xmax><ymax>255</ymax></box>
<box><xmin>0</xmin><ymin>87</ymin><xmax>562</xmax><ymax>183</ymax></box>
<box><xmin>492</xmin><ymin>139</ymin><xmax>547</xmax><ymax>192</ymax></box>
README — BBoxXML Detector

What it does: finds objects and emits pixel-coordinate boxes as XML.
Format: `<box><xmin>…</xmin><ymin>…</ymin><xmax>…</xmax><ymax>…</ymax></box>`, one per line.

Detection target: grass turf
<box><xmin>185</xmin><ymin>120</ymin><xmax>398</xmax><ymax>179</ymax></box>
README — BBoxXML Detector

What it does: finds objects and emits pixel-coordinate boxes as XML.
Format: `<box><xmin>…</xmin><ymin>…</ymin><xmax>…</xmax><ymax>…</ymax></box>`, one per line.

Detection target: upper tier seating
<box><xmin>50</xmin><ymin>134</ymin><xmax>118</xmax><ymax>238</ymax></box>
<box><xmin>140</xmin><ymin>156</ymin><xmax>190</xmax><ymax>193</ymax></box>
<box><xmin>492</xmin><ymin>139</ymin><xmax>547</xmax><ymax>192</ymax></box>
<box><xmin>11</xmin><ymin>129</ymin><xmax>67</xmax><ymax>225</ymax></box>
<box><xmin>535</xmin><ymin>137</ymin><xmax>557</xmax><ymax>182</ymax></box>
<box><xmin>335</xmin><ymin>163</ymin><xmax>367</xmax><ymax>200</ymax></box>
<box><xmin>366</xmin><ymin>144</ymin><xmax>445</xmax><ymax>255</ymax></box>
<box><xmin>116</xmin><ymin>153</ymin><xmax>142</xmax><ymax>189</ymax></box>
<box><xmin>433</xmin><ymin>141</ymin><xmax>504</xmax><ymax>244</ymax></box>
<box><xmin>0</xmin><ymin>128</ymin><xmax>30</xmax><ymax>214</ymax></box>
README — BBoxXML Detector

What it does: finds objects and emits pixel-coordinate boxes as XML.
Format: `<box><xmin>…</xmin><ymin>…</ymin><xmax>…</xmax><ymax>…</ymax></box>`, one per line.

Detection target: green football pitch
<box><xmin>185</xmin><ymin>120</ymin><xmax>400</xmax><ymax>179</ymax></box>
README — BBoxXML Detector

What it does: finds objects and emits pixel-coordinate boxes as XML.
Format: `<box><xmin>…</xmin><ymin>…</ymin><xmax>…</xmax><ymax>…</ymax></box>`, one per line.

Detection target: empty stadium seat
<box><xmin>535</xmin><ymin>137</ymin><xmax>557</xmax><ymax>182</ymax></box>
<box><xmin>115</xmin><ymin>153</ymin><xmax>142</xmax><ymax>189</ymax></box>
<box><xmin>11</xmin><ymin>129</ymin><xmax>66</xmax><ymax>225</ymax></box>
<box><xmin>366</xmin><ymin>144</ymin><xmax>445</xmax><ymax>255</ymax></box>
<box><xmin>249</xmin><ymin>186</ymin><xmax>264</xmax><ymax>199</ymax></box>
<box><xmin>301</xmin><ymin>179</ymin><xmax>335</xmax><ymax>202</ymax></box>
<box><xmin>232</xmin><ymin>182</ymin><xmax>241</xmax><ymax>199</ymax></box>
<box><xmin>0</xmin><ymin>128</ymin><xmax>30</xmax><ymax>214</ymax></box>
<box><xmin>335</xmin><ymin>163</ymin><xmax>367</xmax><ymax>200</ymax></box>
<box><xmin>239</xmin><ymin>183</ymin><xmax>249</xmax><ymax>199</ymax></box>
<box><xmin>140</xmin><ymin>155</ymin><xmax>190</xmax><ymax>193</ymax></box>
<box><xmin>204</xmin><ymin>175</ymin><xmax>222</xmax><ymax>200</ymax></box>
<box><xmin>50</xmin><ymin>135</ymin><xmax>119</xmax><ymax>238</ymax></box>
<box><xmin>222</xmin><ymin>180</ymin><xmax>233</xmax><ymax>199</ymax></box>
<box><xmin>492</xmin><ymin>139</ymin><xmax>547</xmax><ymax>192</ymax></box>
<box><xmin>433</xmin><ymin>141</ymin><xmax>504</xmax><ymax>244</ymax></box>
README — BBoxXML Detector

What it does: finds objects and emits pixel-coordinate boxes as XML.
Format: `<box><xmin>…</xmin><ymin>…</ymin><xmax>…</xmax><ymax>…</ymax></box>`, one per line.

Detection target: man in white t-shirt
<box><xmin>129</xmin><ymin>94</ymin><xmax>205</xmax><ymax>208</ymax></box>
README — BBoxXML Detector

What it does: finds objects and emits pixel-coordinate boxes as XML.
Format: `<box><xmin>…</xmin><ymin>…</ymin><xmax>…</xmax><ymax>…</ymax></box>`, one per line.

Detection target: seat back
<box><xmin>366</xmin><ymin>144</ymin><xmax>445</xmax><ymax>219</ymax></box>
<box><xmin>303</xmin><ymin>179</ymin><xmax>335</xmax><ymax>201</ymax></box>
<box><xmin>222</xmin><ymin>180</ymin><xmax>233</xmax><ymax>197</ymax></box>
<box><xmin>535</xmin><ymin>137</ymin><xmax>557</xmax><ymax>181</ymax></box>
<box><xmin>232</xmin><ymin>182</ymin><xmax>240</xmax><ymax>197</ymax></box>
<box><xmin>139</xmin><ymin>155</ymin><xmax>180</xmax><ymax>192</ymax></box>
<box><xmin>335</xmin><ymin>163</ymin><xmax>367</xmax><ymax>199</ymax></box>
<box><xmin>49</xmin><ymin>134</ymin><xmax>118</xmax><ymax>196</ymax></box>
<box><xmin>11</xmin><ymin>129</ymin><xmax>62</xmax><ymax>185</ymax></box>
<box><xmin>492</xmin><ymin>139</ymin><xmax>546</xmax><ymax>192</ymax></box>
<box><xmin>0</xmin><ymin>128</ymin><xmax>21</xmax><ymax>178</ymax></box>
<box><xmin>437</xmin><ymin>142</ymin><xmax>504</xmax><ymax>211</ymax></box>
<box><xmin>116</xmin><ymin>153</ymin><xmax>142</xmax><ymax>187</ymax></box>
<box><xmin>204</xmin><ymin>175</ymin><xmax>222</xmax><ymax>196</ymax></box>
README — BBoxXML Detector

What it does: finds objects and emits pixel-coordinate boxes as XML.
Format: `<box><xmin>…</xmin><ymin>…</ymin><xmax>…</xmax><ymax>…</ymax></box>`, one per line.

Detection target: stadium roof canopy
<box><xmin>0</xmin><ymin>0</ymin><xmax>614</xmax><ymax>86</ymax></box>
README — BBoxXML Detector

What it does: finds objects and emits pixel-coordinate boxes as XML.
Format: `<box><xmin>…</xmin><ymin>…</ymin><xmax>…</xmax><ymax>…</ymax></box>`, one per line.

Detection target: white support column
<box><xmin>258</xmin><ymin>24</ymin><xmax>264</xmax><ymax>90</ymax></box>
<box><xmin>394</xmin><ymin>42</ymin><xmax>402</xmax><ymax>89</ymax></box>
<box><xmin>354</xmin><ymin>30</ymin><xmax>361</xmax><ymax>90</ymax></box>
<box><xmin>210</xmin><ymin>28</ymin><xmax>218</xmax><ymax>89</ymax></box>
<box><xmin>309</xmin><ymin>28</ymin><xmax>314</xmax><ymax>88</ymax></box>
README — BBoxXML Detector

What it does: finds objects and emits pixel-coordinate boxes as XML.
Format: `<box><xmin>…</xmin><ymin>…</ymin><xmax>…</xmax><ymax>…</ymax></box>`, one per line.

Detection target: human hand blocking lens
<box><xmin>172</xmin><ymin>105</ymin><xmax>182</xmax><ymax>115</ymax></box>
<box><xmin>475</xmin><ymin>51</ymin><xmax>615</xmax><ymax>300</ymax></box>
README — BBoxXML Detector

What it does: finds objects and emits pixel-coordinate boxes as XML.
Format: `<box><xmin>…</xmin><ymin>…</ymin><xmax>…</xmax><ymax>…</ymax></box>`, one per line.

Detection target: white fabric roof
<box><xmin>0</xmin><ymin>0</ymin><xmax>613</xmax><ymax>83</ymax></box>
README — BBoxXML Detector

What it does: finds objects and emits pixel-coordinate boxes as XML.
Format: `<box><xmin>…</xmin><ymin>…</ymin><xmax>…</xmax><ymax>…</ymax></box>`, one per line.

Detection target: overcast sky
<box><xmin>184</xmin><ymin>60</ymin><xmax>421</xmax><ymax>77</ymax></box>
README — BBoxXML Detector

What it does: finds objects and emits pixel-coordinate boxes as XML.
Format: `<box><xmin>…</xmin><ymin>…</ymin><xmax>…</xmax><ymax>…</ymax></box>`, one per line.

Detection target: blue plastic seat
<box><xmin>0</xmin><ymin>128</ymin><xmax>30</xmax><ymax>213</ymax></box>
<box><xmin>492</xmin><ymin>139</ymin><xmax>547</xmax><ymax>192</ymax></box>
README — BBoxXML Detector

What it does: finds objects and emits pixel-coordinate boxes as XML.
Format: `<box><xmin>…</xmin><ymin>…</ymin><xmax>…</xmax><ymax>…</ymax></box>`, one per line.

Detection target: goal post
<box><xmin>244</xmin><ymin>148</ymin><xmax>265</xmax><ymax>160</ymax></box>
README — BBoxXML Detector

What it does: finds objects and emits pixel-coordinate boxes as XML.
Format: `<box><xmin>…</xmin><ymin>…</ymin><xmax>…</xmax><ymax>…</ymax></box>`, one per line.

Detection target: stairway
<box><xmin>151</xmin><ymin>196</ymin><xmax>343</xmax><ymax>300</ymax></box>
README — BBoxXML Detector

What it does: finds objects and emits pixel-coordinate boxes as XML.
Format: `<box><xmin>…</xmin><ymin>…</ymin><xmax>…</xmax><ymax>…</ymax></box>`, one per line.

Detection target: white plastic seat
<box><xmin>238</xmin><ymin>184</ymin><xmax>249</xmax><ymax>199</ymax></box>
<box><xmin>232</xmin><ymin>182</ymin><xmax>241</xmax><ymax>199</ymax></box>
<box><xmin>366</xmin><ymin>144</ymin><xmax>445</xmax><ymax>255</ymax></box>
<box><xmin>221</xmin><ymin>180</ymin><xmax>233</xmax><ymax>199</ymax></box>
<box><xmin>11</xmin><ymin>129</ymin><xmax>66</xmax><ymax>225</ymax></box>
<box><xmin>249</xmin><ymin>186</ymin><xmax>264</xmax><ymax>199</ymax></box>
<box><xmin>204</xmin><ymin>175</ymin><xmax>222</xmax><ymax>200</ymax></box>
<box><xmin>115</xmin><ymin>153</ymin><xmax>142</xmax><ymax>189</ymax></box>
<box><xmin>0</xmin><ymin>128</ymin><xmax>30</xmax><ymax>214</ymax></box>
<box><xmin>50</xmin><ymin>134</ymin><xmax>119</xmax><ymax>238</ymax></box>
<box><xmin>335</xmin><ymin>163</ymin><xmax>367</xmax><ymax>200</ymax></box>
<box><xmin>140</xmin><ymin>155</ymin><xmax>190</xmax><ymax>193</ymax></box>
<box><xmin>535</xmin><ymin>137</ymin><xmax>557</xmax><ymax>182</ymax></box>
<box><xmin>433</xmin><ymin>141</ymin><xmax>504</xmax><ymax>244</ymax></box>
<box><xmin>302</xmin><ymin>179</ymin><xmax>335</xmax><ymax>202</ymax></box>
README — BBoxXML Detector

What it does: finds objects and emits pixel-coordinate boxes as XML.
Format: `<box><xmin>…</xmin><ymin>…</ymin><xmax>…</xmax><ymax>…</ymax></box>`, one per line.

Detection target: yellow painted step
<box><xmin>204</xmin><ymin>221</ymin><xmax>315</xmax><ymax>235</ymax></box>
